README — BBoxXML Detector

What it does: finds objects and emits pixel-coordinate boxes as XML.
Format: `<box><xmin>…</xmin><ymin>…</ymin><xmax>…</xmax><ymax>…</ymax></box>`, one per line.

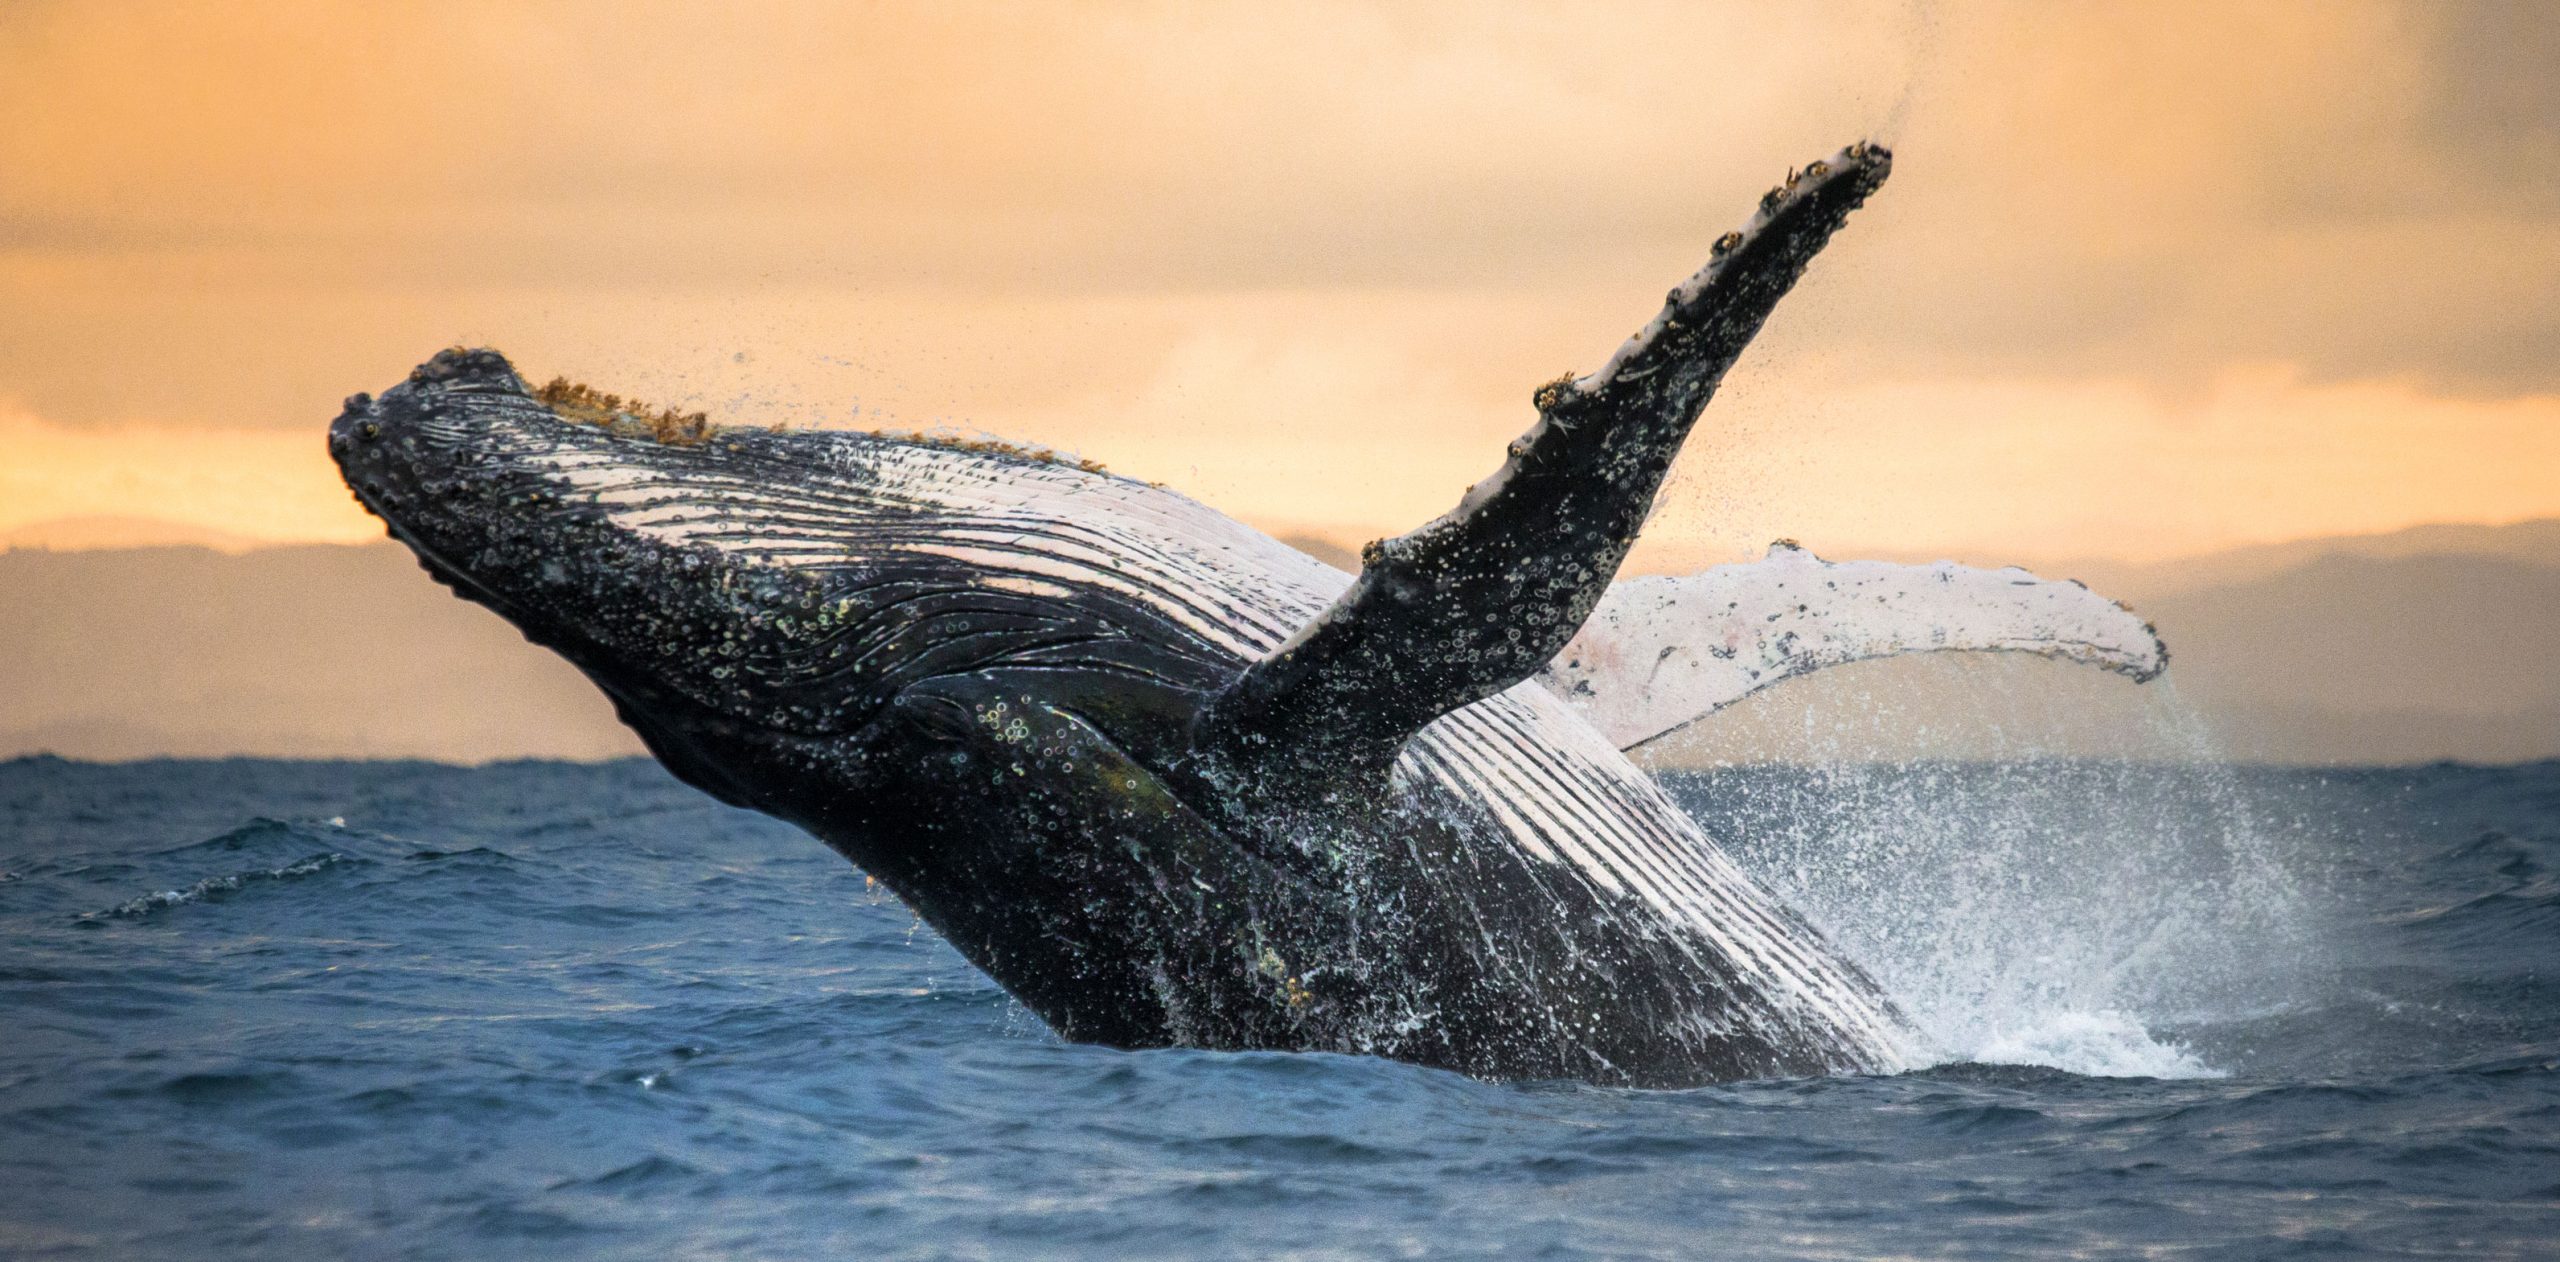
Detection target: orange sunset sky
<box><xmin>3</xmin><ymin>1</ymin><xmax>2555</xmax><ymax>566</ymax></box>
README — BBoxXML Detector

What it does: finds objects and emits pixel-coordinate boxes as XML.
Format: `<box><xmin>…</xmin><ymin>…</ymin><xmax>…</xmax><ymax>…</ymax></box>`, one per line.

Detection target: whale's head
<box><xmin>335</xmin><ymin>347</ymin><xmax>1311</xmax><ymax>832</ymax></box>
<box><xmin>327</xmin><ymin>349</ymin><xmax>811</xmax><ymax>757</ymax></box>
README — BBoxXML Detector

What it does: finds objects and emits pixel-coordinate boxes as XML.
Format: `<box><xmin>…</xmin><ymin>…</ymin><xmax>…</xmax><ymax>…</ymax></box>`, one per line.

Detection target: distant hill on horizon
<box><xmin>4</xmin><ymin>518</ymin><xmax>2554</xmax><ymax>765</ymax></box>
<box><xmin>1994</xmin><ymin>517</ymin><xmax>2560</xmax><ymax>604</ymax></box>
<box><xmin>0</xmin><ymin>515</ymin><xmax>278</xmax><ymax>554</ymax></box>
<box><xmin>0</xmin><ymin>544</ymin><xmax>641</xmax><ymax>762</ymax></box>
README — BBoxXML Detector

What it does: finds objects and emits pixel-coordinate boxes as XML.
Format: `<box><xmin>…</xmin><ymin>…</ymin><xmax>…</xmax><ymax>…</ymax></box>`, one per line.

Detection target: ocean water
<box><xmin>1</xmin><ymin>754</ymin><xmax>2553</xmax><ymax>1259</ymax></box>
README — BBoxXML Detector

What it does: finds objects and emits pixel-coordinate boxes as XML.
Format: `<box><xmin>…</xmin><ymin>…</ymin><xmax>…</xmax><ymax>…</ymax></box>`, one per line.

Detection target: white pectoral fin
<box><xmin>1539</xmin><ymin>542</ymin><xmax>2170</xmax><ymax>750</ymax></box>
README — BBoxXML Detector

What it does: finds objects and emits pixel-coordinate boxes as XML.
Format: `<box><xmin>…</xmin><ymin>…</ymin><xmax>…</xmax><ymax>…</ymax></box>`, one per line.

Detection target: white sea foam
<box><xmin>1965</xmin><ymin>1009</ymin><xmax>2223</xmax><ymax>1080</ymax></box>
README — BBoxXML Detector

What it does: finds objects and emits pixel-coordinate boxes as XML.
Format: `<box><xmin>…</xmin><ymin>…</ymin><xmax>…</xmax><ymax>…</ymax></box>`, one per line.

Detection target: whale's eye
<box><xmin>358</xmin><ymin>421</ymin><xmax>382</xmax><ymax>441</ymax></box>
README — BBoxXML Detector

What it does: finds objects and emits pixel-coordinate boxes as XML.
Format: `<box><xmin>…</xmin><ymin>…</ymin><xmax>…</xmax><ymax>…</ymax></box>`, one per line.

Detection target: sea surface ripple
<box><xmin>1</xmin><ymin>756</ymin><xmax>2554</xmax><ymax>1259</ymax></box>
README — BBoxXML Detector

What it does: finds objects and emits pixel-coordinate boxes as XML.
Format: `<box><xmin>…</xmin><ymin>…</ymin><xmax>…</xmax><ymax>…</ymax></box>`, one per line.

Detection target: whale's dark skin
<box><xmin>332</xmin><ymin>144</ymin><xmax>1920</xmax><ymax>1086</ymax></box>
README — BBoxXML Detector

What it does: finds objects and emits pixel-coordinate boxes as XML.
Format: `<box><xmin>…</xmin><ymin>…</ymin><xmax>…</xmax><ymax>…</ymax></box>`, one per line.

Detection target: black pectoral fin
<box><xmin>1195</xmin><ymin>142</ymin><xmax>1893</xmax><ymax>785</ymax></box>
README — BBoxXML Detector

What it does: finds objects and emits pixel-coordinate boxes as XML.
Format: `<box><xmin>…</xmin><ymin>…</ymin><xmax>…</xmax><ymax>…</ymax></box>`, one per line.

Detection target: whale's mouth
<box><xmin>378</xmin><ymin>508</ymin><xmax>529</xmax><ymax>622</ymax></box>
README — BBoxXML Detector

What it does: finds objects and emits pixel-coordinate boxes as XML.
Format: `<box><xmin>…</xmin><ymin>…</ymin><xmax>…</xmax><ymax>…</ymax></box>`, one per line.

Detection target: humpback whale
<box><xmin>330</xmin><ymin>142</ymin><xmax>2166</xmax><ymax>1086</ymax></box>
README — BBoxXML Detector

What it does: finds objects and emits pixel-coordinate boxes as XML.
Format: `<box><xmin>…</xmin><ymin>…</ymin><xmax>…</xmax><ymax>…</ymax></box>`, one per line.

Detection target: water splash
<box><xmin>1971</xmin><ymin>1010</ymin><xmax>2219</xmax><ymax>1078</ymax></box>
<box><xmin>1660</xmin><ymin>655</ymin><xmax>2316</xmax><ymax>1080</ymax></box>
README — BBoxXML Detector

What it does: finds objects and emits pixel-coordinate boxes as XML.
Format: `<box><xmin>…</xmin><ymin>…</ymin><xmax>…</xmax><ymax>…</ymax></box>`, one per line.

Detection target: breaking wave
<box><xmin>99</xmin><ymin>850</ymin><xmax>352</xmax><ymax>919</ymax></box>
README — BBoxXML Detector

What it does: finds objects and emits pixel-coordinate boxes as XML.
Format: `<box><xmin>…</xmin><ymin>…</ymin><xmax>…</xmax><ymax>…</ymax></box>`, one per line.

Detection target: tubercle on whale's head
<box><xmin>329</xmin><ymin>347</ymin><xmax>553</xmax><ymax>555</ymax></box>
<box><xmin>326</xmin><ymin>347</ymin><xmax>872</xmax><ymax>747</ymax></box>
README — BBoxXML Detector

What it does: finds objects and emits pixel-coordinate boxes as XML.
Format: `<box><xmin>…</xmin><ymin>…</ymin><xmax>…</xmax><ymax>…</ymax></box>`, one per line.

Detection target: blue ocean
<box><xmin>3</xmin><ymin>754</ymin><xmax>2553</xmax><ymax>1259</ymax></box>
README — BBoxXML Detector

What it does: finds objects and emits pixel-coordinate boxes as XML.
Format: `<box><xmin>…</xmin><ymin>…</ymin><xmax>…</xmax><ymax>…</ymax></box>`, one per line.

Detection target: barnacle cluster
<box><xmin>533</xmin><ymin>377</ymin><xmax>716</xmax><ymax>446</ymax></box>
<box><xmin>872</xmin><ymin>429</ymin><xmax>1108</xmax><ymax>475</ymax></box>
<box><xmin>532</xmin><ymin>371</ymin><xmax>1110</xmax><ymax>472</ymax></box>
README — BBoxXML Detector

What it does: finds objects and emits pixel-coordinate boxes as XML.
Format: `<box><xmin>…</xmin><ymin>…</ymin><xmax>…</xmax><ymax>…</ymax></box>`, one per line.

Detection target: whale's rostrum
<box><xmin>329</xmin><ymin>141</ymin><xmax>2169</xmax><ymax>1086</ymax></box>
